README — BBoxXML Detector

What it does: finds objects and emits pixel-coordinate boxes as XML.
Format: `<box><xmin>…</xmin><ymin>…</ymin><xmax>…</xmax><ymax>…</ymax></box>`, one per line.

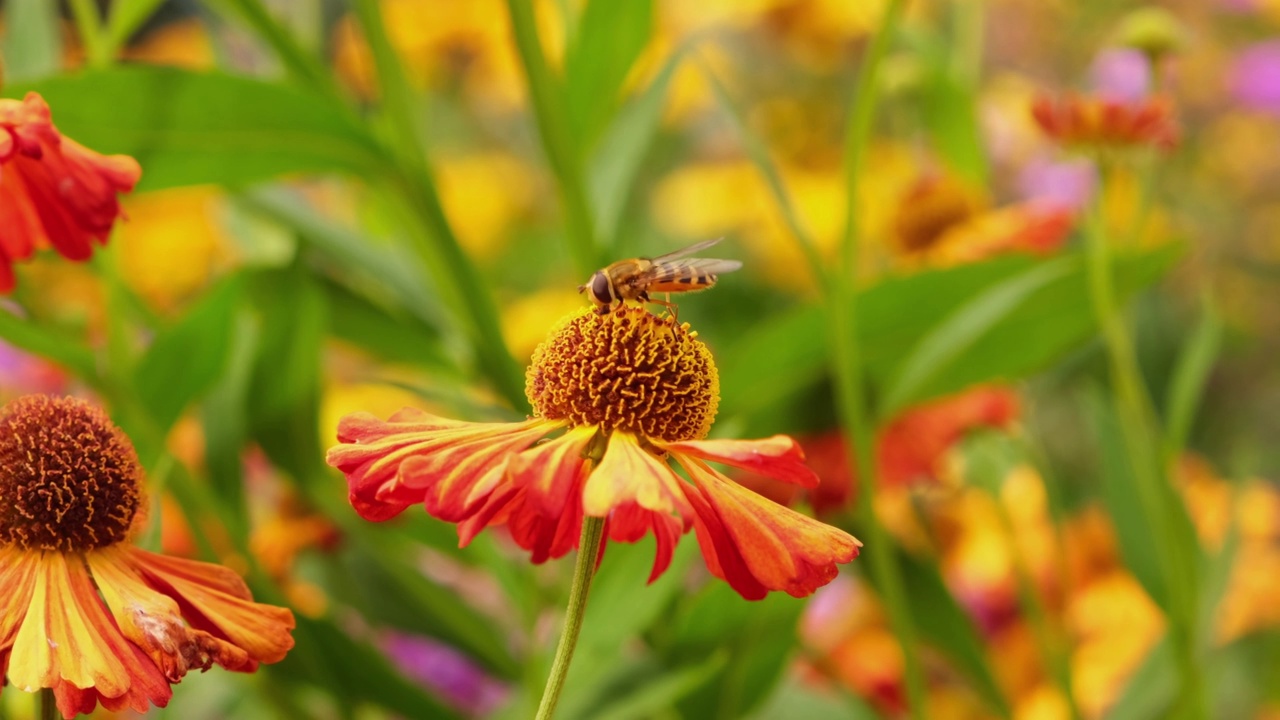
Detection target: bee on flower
<box><xmin>327</xmin><ymin>306</ymin><xmax>860</xmax><ymax>600</ymax></box>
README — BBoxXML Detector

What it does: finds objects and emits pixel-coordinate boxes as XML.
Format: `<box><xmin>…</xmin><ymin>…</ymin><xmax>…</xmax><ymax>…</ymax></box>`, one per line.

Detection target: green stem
<box><xmin>39</xmin><ymin>688</ymin><xmax>57</xmax><ymax>720</ymax></box>
<box><xmin>504</xmin><ymin>0</ymin><xmax>600</xmax><ymax>278</ymax></box>
<box><xmin>828</xmin><ymin>1</ymin><xmax>927</xmax><ymax>718</ymax></box>
<box><xmin>213</xmin><ymin>0</ymin><xmax>335</xmax><ymax>94</ymax></box>
<box><xmin>1082</xmin><ymin>177</ymin><xmax>1204</xmax><ymax>718</ymax></box>
<box><xmin>68</xmin><ymin>0</ymin><xmax>110</xmax><ymax>67</ymax></box>
<box><xmin>351</xmin><ymin>0</ymin><xmax>525</xmax><ymax>409</ymax></box>
<box><xmin>535</xmin><ymin>516</ymin><xmax>606</xmax><ymax>720</ymax></box>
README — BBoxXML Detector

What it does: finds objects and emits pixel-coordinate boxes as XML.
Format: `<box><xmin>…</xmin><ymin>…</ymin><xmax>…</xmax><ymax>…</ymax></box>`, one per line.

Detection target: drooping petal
<box><xmin>661</xmin><ymin>435</ymin><xmax>820</xmax><ymax>488</ymax></box>
<box><xmin>325</xmin><ymin>409</ymin><xmax>555</xmax><ymax>521</ymax></box>
<box><xmin>0</xmin><ymin>546</ymin><xmax>39</xmax><ymax>687</ymax></box>
<box><xmin>110</xmin><ymin>548</ymin><xmax>296</xmax><ymax>668</ymax></box>
<box><xmin>606</xmin><ymin>501</ymin><xmax>688</xmax><ymax>583</ymax></box>
<box><xmin>6</xmin><ymin>551</ymin><xmax>171</xmax><ymax>717</ymax></box>
<box><xmin>584</xmin><ymin>431</ymin><xmax>693</xmax><ymax>519</ymax></box>
<box><xmin>508</xmin><ymin>425</ymin><xmax>597</xmax><ymax>514</ymax></box>
<box><xmin>676</xmin><ymin>456</ymin><xmax>861</xmax><ymax>600</ymax></box>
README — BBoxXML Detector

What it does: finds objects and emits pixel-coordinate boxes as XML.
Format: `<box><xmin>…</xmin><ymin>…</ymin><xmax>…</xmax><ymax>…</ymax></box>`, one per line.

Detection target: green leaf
<box><xmin>719</xmin><ymin>246</ymin><xmax>1180</xmax><ymax>423</ymax></box>
<box><xmin>1163</xmin><ymin>297</ymin><xmax>1222</xmax><ymax>457</ymax></box>
<box><xmin>589</xmin><ymin>45</ymin><xmax>689</xmax><ymax>245</ymax></box>
<box><xmin>920</xmin><ymin>69</ymin><xmax>988</xmax><ymax>186</ymax></box>
<box><xmin>321</xmin><ymin>278</ymin><xmax>450</xmax><ymax>369</ymax></box>
<box><xmin>566</xmin><ymin>655</ymin><xmax>726</xmax><ymax>720</ymax></box>
<box><xmin>245</xmin><ymin>263</ymin><xmax>327</xmax><ymax>481</ymax></box>
<box><xmin>749</xmin><ymin>678</ymin><xmax>879</xmax><ymax>720</ymax></box>
<box><xmin>1104</xmin><ymin>637</ymin><xmax>1176</xmax><ymax>720</ymax></box>
<box><xmin>861</xmin><ymin>542</ymin><xmax>1011</xmax><ymax>716</ymax></box>
<box><xmin>330</xmin><ymin>536</ymin><xmax>520</xmax><ymax>679</ymax></box>
<box><xmin>564</xmin><ymin>0</ymin><xmax>654</xmax><ymax>146</ymax></box>
<box><xmin>0</xmin><ymin>0</ymin><xmax>61</xmax><ymax>81</ymax></box>
<box><xmin>200</xmin><ymin>308</ymin><xmax>259</xmax><ymax>511</ymax></box>
<box><xmin>7</xmin><ymin>67</ymin><xmax>388</xmax><ymax>191</ymax></box>
<box><xmin>0</xmin><ymin>307</ymin><xmax>98</xmax><ymax>383</ymax></box>
<box><xmin>881</xmin><ymin>257</ymin><xmax>1074</xmax><ymax>416</ymax></box>
<box><xmin>133</xmin><ymin>276</ymin><xmax>243</xmax><ymax>433</ymax></box>
<box><xmin>273</xmin><ymin>615</ymin><xmax>462</xmax><ymax>719</ymax></box>
<box><xmin>667</xmin><ymin>584</ymin><xmax>807</xmax><ymax>719</ymax></box>
<box><xmin>104</xmin><ymin>0</ymin><xmax>169</xmax><ymax>51</ymax></box>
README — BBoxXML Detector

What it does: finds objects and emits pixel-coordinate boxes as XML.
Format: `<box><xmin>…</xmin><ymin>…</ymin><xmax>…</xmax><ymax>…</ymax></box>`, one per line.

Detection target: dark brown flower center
<box><xmin>0</xmin><ymin>395</ymin><xmax>144</xmax><ymax>552</ymax></box>
<box><xmin>525</xmin><ymin>307</ymin><xmax>720</xmax><ymax>443</ymax></box>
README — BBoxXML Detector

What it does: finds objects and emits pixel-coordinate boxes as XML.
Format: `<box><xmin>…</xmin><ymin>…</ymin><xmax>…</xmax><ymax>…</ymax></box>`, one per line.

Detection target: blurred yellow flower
<box><xmin>119</xmin><ymin>187</ymin><xmax>230</xmax><ymax>312</ymax></box>
<box><xmin>437</xmin><ymin>152</ymin><xmax>537</xmax><ymax>260</ymax></box>
<box><xmin>501</xmin><ymin>286</ymin><xmax>584</xmax><ymax>364</ymax></box>
<box><xmin>332</xmin><ymin>0</ymin><xmax>564</xmax><ymax>110</ymax></box>
<box><xmin>1068</xmin><ymin>572</ymin><xmax>1164</xmax><ymax>717</ymax></box>
<box><xmin>122</xmin><ymin>18</ymin><xmax>215</xmax><ymax>68</ymax></box>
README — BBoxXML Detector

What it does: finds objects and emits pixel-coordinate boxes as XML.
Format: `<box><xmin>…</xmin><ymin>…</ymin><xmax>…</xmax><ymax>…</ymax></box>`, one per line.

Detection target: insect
<box><xmin>578</xmin><ymin>238</ymin><xmax>743</xmax><ymax>318</ymax></box>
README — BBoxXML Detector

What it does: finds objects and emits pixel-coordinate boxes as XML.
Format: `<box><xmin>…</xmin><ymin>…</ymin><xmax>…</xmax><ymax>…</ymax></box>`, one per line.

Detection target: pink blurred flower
<box><xmin>382</xmin><ymin>633</ymin><xmax>509</xmax><ymax>716</ymax></box>
<box><xmin>1230</xmin><ymin>41</ymin><xmax>1280</xmax><ymax>116</ymax></box>
<box><xmin>1090</xmin><ymin>49</ymin><xmax>1151</xmax><ymax>103</ymax></box>
<box><xmin>1017</xmin><ymin>156</ymin><xmax>1096</xmax><ymax>211</ymax></box>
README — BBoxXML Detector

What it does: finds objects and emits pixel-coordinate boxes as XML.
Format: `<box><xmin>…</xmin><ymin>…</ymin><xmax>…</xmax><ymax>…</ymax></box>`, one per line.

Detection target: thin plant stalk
<box><xmin>535</xmin><ymin>516</ymin><xmax>607</xmax><ymax>720</ymax></box>
<box><xmin>503</xmin><ymin>0</ymin><xmax>601</xmax><ymax>278</ymax></box>
<box><xmin>827</xmin><ymin>0</ymin><xmax>928</xmax><ymax>718</ymax></box>
<box><xmin>350</xmin><ymin>0</ymin><xmax>526</xmax><ymax>408</ymax></box>
<box><xmin>1081</xmin><ymin>173</ymin><xmax>1204</xmax><ymax>718</ymax></box>
<box><xmin>39</xmin><ymin>688</ymin><xmax>57</xmax><ymax>720</ymax></box>
<box><xmin>67</xmin><ymin>0</ymin><xmax>110</xmax><ymax>67</ymax></box>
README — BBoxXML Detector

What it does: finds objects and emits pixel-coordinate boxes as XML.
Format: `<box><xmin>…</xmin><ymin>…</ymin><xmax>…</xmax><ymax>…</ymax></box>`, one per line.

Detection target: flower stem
<box><xmin>67</xmin><ymin>0</ymin><xmax>110</xmax><ymax>67</ymax></box>
<box><xmin>828</xmin><ymin>1</ymin><xmax>928</xmax><ymax>718</ymax></box>
<box><xmin>39</xmin><ymin>688</ymin><xmax>57</xmax><ymax>720</ymax></box>
<box><xmin>1082</xmin><ymin>174</ymin><xmax>1204</xmax><ymax>718</ymax></box>
<box><xmin>535</xmin><ymin>515</ymin><xmax>606</xmax><ymax>720</ymax></box>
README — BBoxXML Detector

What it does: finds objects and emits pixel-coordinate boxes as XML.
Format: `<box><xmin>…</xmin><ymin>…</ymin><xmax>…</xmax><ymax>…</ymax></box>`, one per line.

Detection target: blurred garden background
<box><xmin>1</xmin><ymin>0</ymin><xmax>1279</xmax><ymax>717</ymax></box>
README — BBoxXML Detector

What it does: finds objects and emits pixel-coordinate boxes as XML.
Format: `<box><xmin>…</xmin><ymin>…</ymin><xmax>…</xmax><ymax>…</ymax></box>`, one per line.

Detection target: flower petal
<box><xmin>112</xmin><ymin>548</ymin><xmax>296</xmax><ymax>668</ymax></box>
<box><xmin>606</xmin><ymin>502</ymin><xmax>688</xmax><ymax>583</ymax></box>
<box><xmin>661</xmin><ymin>435</ymin><xmax>819</xmax><ymax>488</ymax></box>
<box><xmin>508</xmin><ymin>425</ymin><xmax>596</xmax><ymax>514</ymax></box>
<box><xmin>584</xmin><ymin>431</ymin><xmax>692</xmax><ymax>519</ymax></box>
<box><xmin>6</xmin><ymin>550</ymin><xmax>171</xmax><ymax>716</ymax></box>
<box><xmin>326</xmin><ymin>410</ymin><xmax>554</xmax><ymax>522</ymax></box>
<box><xmin>676</xmin><ymin>456</ymin><xmax>861</xmax><ymax>600</ymax></box>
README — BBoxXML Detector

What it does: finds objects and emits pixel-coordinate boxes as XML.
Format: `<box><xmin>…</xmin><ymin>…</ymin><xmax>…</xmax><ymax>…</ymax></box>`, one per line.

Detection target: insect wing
<box><xmin>645</xmin><ymin>258</ymin><xmax>743</xmax><ymax>290</ymax></box>
<box><xmin>649</xmin><ymin>237</ymin><xmax>725</xmax><ymax>264</ymax></box>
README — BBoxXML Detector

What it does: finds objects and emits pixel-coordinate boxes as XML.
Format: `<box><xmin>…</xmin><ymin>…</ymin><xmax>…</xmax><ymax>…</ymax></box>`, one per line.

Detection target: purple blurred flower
<box><xmin>383</xmin><ymin>632</ymin><xmax>509</xmax><ymax>716</ymax></box>
<box><xmin>1018</xmin><ymin>157</ymin><xmax>1096</xmax><ymax>211</ymax></box>
<box><xmin>1230</xmin><ymin>41</ymin><xmax>1280</xmax><ymax>115</ymax></box>
<box><xmin>1091</xmin><ymin>48</ymin><xmax>1151</xmax><ymax>102</ymax></box>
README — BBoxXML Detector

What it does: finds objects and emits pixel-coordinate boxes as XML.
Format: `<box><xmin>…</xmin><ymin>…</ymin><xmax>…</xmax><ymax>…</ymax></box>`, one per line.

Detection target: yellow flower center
<box><xmin>0</xmin><ymin>395</ymin><xmax>144</xmax><ymax>552</ymax></box>
<box><xmin>526</xmin><ymin>306</ymin><xmax>720</xmax><ymax>443</ymax></box>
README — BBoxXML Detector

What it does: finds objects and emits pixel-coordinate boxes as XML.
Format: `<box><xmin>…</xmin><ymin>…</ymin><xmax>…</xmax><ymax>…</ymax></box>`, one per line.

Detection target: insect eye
<box><xmin>590</xmin><ymin>272</ymin><xmax>613</xmax><ymax>304</ymax></box>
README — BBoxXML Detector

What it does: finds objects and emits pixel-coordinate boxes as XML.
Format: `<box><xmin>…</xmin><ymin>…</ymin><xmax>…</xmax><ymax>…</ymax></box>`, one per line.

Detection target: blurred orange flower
<box><xmin>1031</xmin><ymin>93</ymin><xmax>1179</xmax><ymax>152</ymax></box>
<box><xmin>0</xmin><ymin>93</ymin><xmax>140</xmax><ymax>291</ymax></box>
<box><xmin>0</xmin><ymin>395</ymin><xmax>295</xmax><ymax>718</ymax></box>
<box><xmin>328</xmin><ymin>307</ymin><xmax>860</xmax><ymax>599</ymax></box>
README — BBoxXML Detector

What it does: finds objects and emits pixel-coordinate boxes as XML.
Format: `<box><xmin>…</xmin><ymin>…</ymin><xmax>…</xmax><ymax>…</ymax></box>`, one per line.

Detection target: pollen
<box><xmin>0</xmin><ymin>395</ymin><xmax>145</xmax><ymax>552</ymax></box>
<box><xmin>526</xmin><ymin>306</ymin><xmax>720</xmax><ymax>443</ymax></box>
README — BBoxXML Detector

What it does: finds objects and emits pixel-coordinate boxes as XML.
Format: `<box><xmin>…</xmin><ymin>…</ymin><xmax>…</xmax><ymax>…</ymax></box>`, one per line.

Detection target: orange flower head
<box><xmin>0</xmin><ymin>395</ymin><xmax>295</xmax><ymax>719</ymax></box>
<box><xmin>1031</xmin><ymin>92</ymin><xmax>1179</xmax><ymax>153</ymax></box>
<box><xmin>0</xmin><ymin>93</ymin><xmax>141</xmax><ymax>291</ymax></box>
<box><xmin>328</xmin><ymin>307</ymin><xmax>860</xmax><ymax>600</ymax></box>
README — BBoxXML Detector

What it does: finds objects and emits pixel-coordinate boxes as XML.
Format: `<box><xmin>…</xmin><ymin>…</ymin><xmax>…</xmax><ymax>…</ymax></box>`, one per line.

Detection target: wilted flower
<box><xmin>0</xmin><ymin>395</ymin><xmax>295</xmax><ymax>718</ymax></box>
<box><xmin>0</xmin><ymin>93</ymin><xmax>141</xmax><ymax>291</ymax></box>
<box><xmin>1031</xmin><ymin>92</ymin><xmax>1179</xmax><ymax>152</ymax></box>
<box><xmin>327</xmin><ymin>307</ymin><xmax>860</xmax><ymax>600</ymax></box>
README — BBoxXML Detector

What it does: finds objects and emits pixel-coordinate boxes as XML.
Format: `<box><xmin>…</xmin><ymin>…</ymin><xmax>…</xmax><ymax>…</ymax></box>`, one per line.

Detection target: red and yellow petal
<box><xmin>606</xmin><ymin>502</ymin><xmax>688</xmax><ymax>583</ymax></box>
<box><xmin>5</xmin><ymin>551</ymin><xmax>171</xmax><ymax>717</ymax></box>
<box><xmin>585</xmin><ymin>431</ymin><xmax>693</xmax><ymax>519</ymax></box>
<box><xmin>676</xmin><ymin>456</ymin><xmax>861</xmax><ymax>600</ymax></box>
<box><xmin>326</xmin><ymin>409</ymin><xmax>555</xmax><ymax>521</ymax></box>
<box><xmin>110</xmin><ymin>548</ymin><xmax>296</xmax><ymax>668</ymax></box>
<box><xmin>661</xmin><ymin>435</ymin><xmax>820</xmax><ymax>488</ymax></box>
<box><xmin>508</xmin><ymin>425</ymin><xmax>596</xmax><ymax>514</ymax></box>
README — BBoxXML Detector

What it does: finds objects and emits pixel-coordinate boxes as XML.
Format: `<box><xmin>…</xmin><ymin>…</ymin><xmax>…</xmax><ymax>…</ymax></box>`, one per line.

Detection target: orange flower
<box><xmin>799</xmin><ymin>387</ymin><xmax>1020</xmax><ymax>515</ymax></box>
<box><xmin>1031</xmin><ymin>92</ymin><xmax>1179</xmax><ymax>152</ymax></box>
<box><xmin>0</xmin><ymin>93</ymin><xmax>140</xmax><ymax>291</ymax></box>
<box><xmin>0</xmin><ymin>395</ymin><xmax>295</xmax><ymax>718</ymax></box>
<box><xmin>327</xmin><ymin>307</ymin><xmax>860</xmax><ymax>599</ymax></box>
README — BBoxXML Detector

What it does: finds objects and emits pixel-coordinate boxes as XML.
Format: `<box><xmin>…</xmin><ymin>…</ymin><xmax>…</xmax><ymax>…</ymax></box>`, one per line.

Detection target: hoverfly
<box><xmin>579</xmin><ymin>238</ymin><xmax>743</xmax><ymax>317</ymax></box>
